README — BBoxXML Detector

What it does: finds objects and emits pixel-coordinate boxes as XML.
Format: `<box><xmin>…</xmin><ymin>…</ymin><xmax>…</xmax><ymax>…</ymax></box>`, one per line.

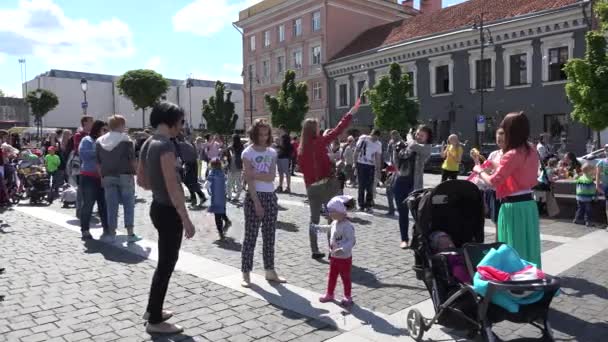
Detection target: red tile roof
<box><xmin>332</xmin><ymin>0</ymin><xmax>583</xmax><ymax>61</ymax></box>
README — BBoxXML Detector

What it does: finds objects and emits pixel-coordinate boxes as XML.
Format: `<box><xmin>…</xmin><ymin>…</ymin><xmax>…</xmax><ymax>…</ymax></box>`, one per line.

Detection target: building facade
<box><xmin>235</xmin><ymin>0</ymin><xmax>416</xmax><ymax>130</ymax></box>
<box><xmin>326</xmin><ymin>0</ymin><xmax>592</xmax><ymax>153</ymax></box>
<box><xmin>24</xmin><ymin>70</ymin><xmax>244</xmax><ymax>131</ymax></box>
<box><xmin>0</xmin><ymin>97</ymin><xmax>29</xmax><ymax>129</ymax></box>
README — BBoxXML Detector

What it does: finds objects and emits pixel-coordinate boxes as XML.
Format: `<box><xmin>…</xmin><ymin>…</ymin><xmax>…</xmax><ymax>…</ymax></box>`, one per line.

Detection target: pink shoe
<box><xmin>319</xmin><ymin>294</ymin><xmax>335</xmax><ymax>303</ymax></box>
<box><xmin>340</xmin><ymin>297</ymin><xmax>354</xmax><ymax>307</ymax></box>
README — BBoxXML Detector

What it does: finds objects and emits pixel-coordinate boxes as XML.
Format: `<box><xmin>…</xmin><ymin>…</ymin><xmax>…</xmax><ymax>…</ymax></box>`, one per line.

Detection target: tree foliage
<box><xmin>0</xmin><ymin>89</ymin><xmax>5</xmax><ymax>97</ymax></box>
<box><xmin>202</xmin><ymin>81</ymin><xmax>238</xmax><ymax>135</ymax></box>
<box><xmin>367</xmin><ymin>62</ymin><xmax>418</xmax><ymax>132</ymax></box>
<box><xmin>116</xmin><ymin>69</ymin><xmax>170</xmax><ymax>127</ymax></box>
<box><xmin>564</xmin><ymin>0</ymin><xmax>608</xmax><ymax>131</ymax></box>
<box><xmin>25</xmin><ymin>89</ymin><xmax>59</xmax><ymax>121</ymax></box>
<box><xmin>264</xmin><ymin>70</ymin><xmax>309</xmax><ymax>133</ymax></box>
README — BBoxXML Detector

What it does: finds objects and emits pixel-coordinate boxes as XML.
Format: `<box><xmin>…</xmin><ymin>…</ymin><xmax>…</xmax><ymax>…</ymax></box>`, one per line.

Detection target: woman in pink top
<box><xmin>473</xmin><ymin>112</ymin><xmax>541</xmax><ymax>267</ymax></box>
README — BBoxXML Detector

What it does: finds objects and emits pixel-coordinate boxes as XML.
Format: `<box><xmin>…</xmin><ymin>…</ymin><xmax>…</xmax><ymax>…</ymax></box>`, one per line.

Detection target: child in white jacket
<box><xmin>311</xmin><ymin>195</ymin><xmax>356</xmax><ymax>307</ymax></box>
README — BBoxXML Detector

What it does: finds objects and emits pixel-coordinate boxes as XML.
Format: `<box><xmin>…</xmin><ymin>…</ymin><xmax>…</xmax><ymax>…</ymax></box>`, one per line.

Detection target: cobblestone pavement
<box><xmin>0</xmin><ymin>210</ymin><xmax>340</xmax><ymax>342</ymax></box>
<box><xmin>1</xmin><ymin>173</ymin><xmax>606</xmax><ymax>341</ymax></box>
<box><xmin>38</xmin><ymin>174</ymin><xmax>579</xmax><ymax>316</ymax></box>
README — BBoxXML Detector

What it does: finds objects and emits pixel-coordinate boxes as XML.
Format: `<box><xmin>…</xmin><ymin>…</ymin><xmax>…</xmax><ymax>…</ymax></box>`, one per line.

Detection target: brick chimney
<box><xmin>420</xmin><ymin>0</ymin><xmax>442</xmax><ymax>13</ymax></box>
<box><xmin>402</xmin><ymin>0</ymin><xmax>414</xmax><ymax>9</ymax></box>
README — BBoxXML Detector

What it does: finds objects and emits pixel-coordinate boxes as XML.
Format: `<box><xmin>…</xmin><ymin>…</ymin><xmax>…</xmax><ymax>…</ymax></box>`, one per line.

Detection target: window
<box><xmin>278</xmin><ymin>25</ymin><xmax>285</xmax><ymax>42</ymax></box>
<box><xmin>544</xmin><ymin>114</ymin><xmax>567</xmax><ymax>141</ymax></box>
<box><xmin>435</xmin><ymin>65</ymin><xmax>450</xmax><ymax>94</ymax></box>
<box><xmin>293</xmin><ymin>18</ymin><xmax>302</xmax><ymax>37</ymax></box>
<box><xmin>548</xmin><ymin>47</ymin><xmax>569</xmax><ymax>82</ymax></box>
<box><xmin>312</xmin><ymin>11</ymin><xmax>321</xmax><ymax>31</ymax></box>
<box><xmin>406</xmin><ymin>71</ymin><xmax>415</xmax><ymax>97</ymax></box>
<box><xmin>475</xmin><ymin>59</ymin><xmax>492</xmax><ymax>90</ymax></box>
<box><xmin>264</xmin><ymin>30</ymin><xmax>270</xmax><ymax>47</ymax></box>
<box><xmin>262</xmin><ymin>60</ymin><xmax>269</xmax><ymax>78</ymax></box>
<box><xmin>277</xmin><ymin>56</ymin><xmax>284</xmax><ymax>74</ymax></box>
<box><xmin>509</xmin><ymin>54</ymin><xmax>528</xmax><ymax>86</ymax></box>
<box><xmin>311</xmin><ymin>46</ymin><xmax>321</xmax><ymax>65</ymax></box>
<box><xmin>249</xmin><ymin>35</ymin><xmax>256</xmax><ymax>51</ymax></box>
<box><xmin>313</xmin><ymin>82</ymin><xmax>322</xmax><ymax>101</ymax></box>
<box><xmin>356</xmin><ymin>80</ymin><xmax>367</xmax><ymax>103</ymax></box>
<box><xmin>292</xmin><ymin>49</ymin><xmax>302</xmax><ymax>69</ymax></box>
<box><xmin>339</xmin><ymin>84</ymin><xmax>348</xmax><ymax>107</ymax></box>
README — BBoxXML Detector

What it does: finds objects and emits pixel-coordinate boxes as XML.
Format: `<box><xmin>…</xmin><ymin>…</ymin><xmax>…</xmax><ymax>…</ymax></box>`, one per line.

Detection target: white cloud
<box><xmin>173</xmin><ymin>0</ymin><xmax>263</xmax><ymax>36</ymax></box>
<box><xmin>191</xmin><ymin>64</ymin><xmax>243</xmax><ymax>84</ymax></box>
<box><xmin>0</xmin><ymin>0</ymin><xmax>135</xmax><ymax>71</ymax></box>
<box><xmin>145</xmin><ymin>56</ymin><xmax>162</xmax><ymax>70</ymax></box>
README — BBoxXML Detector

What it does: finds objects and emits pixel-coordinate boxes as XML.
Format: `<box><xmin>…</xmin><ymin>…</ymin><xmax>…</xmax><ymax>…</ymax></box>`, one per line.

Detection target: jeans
<box><xmin>575</xmin><ymin>200</ymin><xmax>593</xmax><ymax>224</ymax></box>
<box><xmin>80</xmin><ymin>175</ymin><xmax>108</xmax><ymax>234</ymax></box>
<box><xmin>214</xmin><ymin>213</ymin><xmax>229</xmax><ymax>235</ymax></box>
<box><xmin>76</xmin><ymin>175</ymin><xmax>82</xmax><ymax>218</ymax></box>
<box><xmin>356</xmin><ymin>163</ymin><xmax>375</xmax><ymax>209</ymax></box>
<box><xmin>394</xmin><ymin>175</ymin><xmax>414</xmax><ymax>242</ymax></box>
<box><xmin>146</xmin><ymin>201</ymin><xmax>183</xmax><ymax>324</ymax></box>
<box><xmin>102</xmin><ymin>175</ymin><xmax>135</xmax><ymax>236</ymax></box>
<box><xmin>386</xmin><ymin>176</ymin><xmax>395</xmax><ymax>213</ymax></box>
<box><xmin>48</xmin><ymin>170</ymin><xmax>64</xmax><ymax>201</ymax></box>
<box><xmin>306</xmin><ymin>178</ymin><xmax>340</xmax><ymax>254</ymax></box>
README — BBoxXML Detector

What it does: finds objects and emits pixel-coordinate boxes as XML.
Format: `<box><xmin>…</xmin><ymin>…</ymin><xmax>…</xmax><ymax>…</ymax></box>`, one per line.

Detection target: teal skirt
<box><xmin>497</xmin><ymin>200</ymin><xmax>542</xmax><ymax>268</ymax></box>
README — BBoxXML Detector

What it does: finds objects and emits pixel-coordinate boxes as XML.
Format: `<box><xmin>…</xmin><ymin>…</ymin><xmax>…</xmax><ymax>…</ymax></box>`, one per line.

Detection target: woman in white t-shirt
<box><xmin>240</xmin><ymin>119</ymin><xmax>286</xmax><ymax>288</ymax></box>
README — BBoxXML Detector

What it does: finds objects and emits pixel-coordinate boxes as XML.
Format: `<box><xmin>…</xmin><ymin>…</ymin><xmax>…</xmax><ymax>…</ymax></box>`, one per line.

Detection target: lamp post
<box><xmin>19</xmin><ymin>58</ymin><xmax>27</xmax><ymax>98</ymax></box>
<box><xmin>35</xmin><ymin>90</ymin><xmax>42</xmax><ymax>141</ymax></box>
<box><xmin>185</xmin><ymin>77</ymin><xmax>193</xmax><ymax>127</ymax></box>
<box><xmin>248</xmin><ymin>66</ymin><xmax>253</xmax><ymax>130</ymax></box>
<box><xmin>80</xmin><ymin>78</ymin><xmax>88</xmax><ymax>115</ymax></box>
<box><xmin>472</xmin><ymin>13</ymin><xmax>494</xmax><ymax>147</ymax></box>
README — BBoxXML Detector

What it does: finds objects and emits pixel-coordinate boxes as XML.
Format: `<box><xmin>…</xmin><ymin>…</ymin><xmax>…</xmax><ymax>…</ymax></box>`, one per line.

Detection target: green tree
<box><xmin>0</xmin><ymin>89</ymin><xmax>5</xmax><ymax>97</ymax></box>
<box><xmin>202</xmin><ymin>81</ymin><xmax>238</xmax><ymax>135</ymax></box>
<box><xmin>264</xmin><ymin>70</ymin><xmax>309</xmax><ymax>132</ymax></box>
<box><xmin>25</xmin><ymin>89</ymin><xmax>59</xmax><ymax>138</ymax></box>
<box><xmin>564</xmin><ymin>0</ymin><xmax>608</xmax><ymax>136</ymax></box>
<box><xmin>367</xmin><ymin>62</ymin><xmax>419</xmax><ymax>132</ymax></box>
<box><xmin>116</xmin><ymin>69</ymin><xmax>170</xmax><ymax>128</ymax></box>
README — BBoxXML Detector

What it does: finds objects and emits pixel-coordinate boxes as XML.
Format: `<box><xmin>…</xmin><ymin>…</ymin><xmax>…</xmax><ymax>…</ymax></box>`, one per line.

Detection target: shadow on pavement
<box><xmin>349</xmin><ymin>217</ymin><xmax>371</xmax><ymax>226</ymax></box>
<box><xmin>351</xmin><ymin>265</ymin><xmax>425</xmax><ymax>291</ymax></box>
<box><xmin>559</xmin><ymin>276</ymin><xmax>608</xmax><ymax>300</ymax></box>
<box><xmin>249</xmin><ymin>283</ymin><xmax>336</xmax><ymax>330</ymax></box>
<box><xmin>342</xmin><ymin>305</ymin><xmax>408</xmax><ymax>337</ymax></box>
<box><xmin>277</xmin><ymin>221</ymin><xmax>299</xmax><ymax>232</ymax></box>
<box><xmin>83</xmin><ymin>239</ymin><xmax>151</xmax><ymax>264</ymax></box>
<box><xmin>213</xmin><ymin>237</ymin><xmax>242</xmax><ymax>252</ymax></box>
<box><xmin>149</xmin><ymin>333</ymin><xmax>196</xmax><ymax>342</ymax></box>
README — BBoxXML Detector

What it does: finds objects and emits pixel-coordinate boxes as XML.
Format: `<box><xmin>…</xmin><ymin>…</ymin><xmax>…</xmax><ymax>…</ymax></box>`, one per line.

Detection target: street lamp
<box><xmin>19</xmin><ymin>58</ymin><xmax>27</xmax><ymax>98</ymax></box>
<box><xmin>185</xmin><ymin>77</ymin><xmax>193</xmax><ymax>127</ymax></box>
<box><xmin>35</xmin><ymin>90</ymin><xmax>42</xmax><ymax>141</ymax></box>
<box><xmin>472</xmin><ymin>13</ymin><xmax>494</xmax><ymax>147</ymax></box>
<box><xmin>80</xmin><ymin>78</ymin><xmax>88</xmax><ymax>115</ymax></box>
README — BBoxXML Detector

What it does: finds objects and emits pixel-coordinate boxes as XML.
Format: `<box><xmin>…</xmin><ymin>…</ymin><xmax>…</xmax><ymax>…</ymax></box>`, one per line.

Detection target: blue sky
<box><xmin>0</xmin><ymin>0</ymin><xmax>466</xmax><ymax>98</ymax></box>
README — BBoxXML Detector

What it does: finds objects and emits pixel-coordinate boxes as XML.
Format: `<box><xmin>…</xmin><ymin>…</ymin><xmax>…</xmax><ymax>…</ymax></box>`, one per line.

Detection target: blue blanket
<box><xmin>472</xmin><ymin>244</ymin><xmax>546</xmax><ymax>313</ymax></box>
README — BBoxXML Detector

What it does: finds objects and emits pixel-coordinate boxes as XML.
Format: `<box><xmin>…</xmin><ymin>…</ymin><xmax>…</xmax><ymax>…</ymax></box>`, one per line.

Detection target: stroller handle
<box><xmin>486</xmin><ymin>274</ymin><xmax>561</xmax><ymax>292</ymax></box>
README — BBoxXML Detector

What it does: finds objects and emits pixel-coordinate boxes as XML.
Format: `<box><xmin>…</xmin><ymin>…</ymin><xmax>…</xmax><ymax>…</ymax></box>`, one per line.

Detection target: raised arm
<box><xmin>320</xmin><ymin>99</ymin><xmax>361</xmax><ymax>146</ymax></box>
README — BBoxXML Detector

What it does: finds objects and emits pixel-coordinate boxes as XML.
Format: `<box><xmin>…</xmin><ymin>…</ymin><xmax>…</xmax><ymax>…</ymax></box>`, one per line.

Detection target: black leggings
<box><xmin>146</xmin><ymin>202</ymin><xmax>183</xmax><ymax>324</ymax></box>
<box><xmin>214</xmin><ymin>213</ymin><xmax>229</xmax><ymax>235</ymax></box>
<box><xmin>441</xmin><ymin>169</ymin><xmax>459</xmax><ymax>182</ymax></box>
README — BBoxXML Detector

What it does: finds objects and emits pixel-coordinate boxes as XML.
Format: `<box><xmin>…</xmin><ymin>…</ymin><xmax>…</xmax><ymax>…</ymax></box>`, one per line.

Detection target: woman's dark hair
<box><xmin>248</xmin><ymin>119</ymin><xmax>272</xmax><ymax>146</ymax></box>
<box><xmin>566</xmin><ymin>152</ymin><xmax>581</xmax><ymax>169</ymax></box>
<box><xmin>90</xmin><ymin>120</ymin><xmax>107</xmax><ymax>140</ymax></box>
<box><xmin>204</xmin><ymin>134</ymin><xmax>211</xmax><ymax>141</ymax></box>
<box><xmin>417</xmin><ymin>125</ymin><xmax>433</xmax><ymax>144</ymax></box>
<box><xmin>149</xmin><ymin>102</ymin><xmax>185</xmax><ymax>129</ymax></box>
<box><xmin>500</xmin><ymin>111</ymin><xmax>530</xmax><ymax>152</ymax></box>
<box><xmin>232</xmin><ymin>134</ymin><xmax>243</xmax><ymax>151</ymax></box>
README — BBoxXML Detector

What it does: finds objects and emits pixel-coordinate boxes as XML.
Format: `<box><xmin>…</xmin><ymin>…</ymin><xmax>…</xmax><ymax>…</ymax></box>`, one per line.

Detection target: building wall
<box><xmin>327</xmin><ymin>7</ymin><xmax>591</xmax><ymax>153</ymax></box>
<box><xmin>0</xmin><ymin>97</ymin><xmax>29</xmax><ymax>128</ymax></box>
<box><xmin>24</xmin><ymin>76</ymin><xmax>244</xmax><ymax>131</ymax></box>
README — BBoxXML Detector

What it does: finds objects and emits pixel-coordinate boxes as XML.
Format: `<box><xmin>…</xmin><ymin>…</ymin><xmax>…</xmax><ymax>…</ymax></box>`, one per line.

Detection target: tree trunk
<box><xmin>142</xmin><ymin>108</ymin><xmax>146</xmax><ymax>129</ymax></box>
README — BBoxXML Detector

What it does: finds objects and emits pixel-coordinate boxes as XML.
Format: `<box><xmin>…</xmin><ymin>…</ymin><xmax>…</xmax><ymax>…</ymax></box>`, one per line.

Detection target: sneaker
<box><xmin>128</xmin><ymin>234</ymin><xmax>143</xmax><ymax>243</ymax></box>
<box><xmin>241</xmin><ymin>272</ymin><xmax>251</xmax><ymax>288</ymax></box>
<box><xmin>145</xmin><ymin>322</ymin><xmax>184</xmax><ymax>335</ymax></box>
<box><xmin>284</xmin><ymin>188</ymin><xmax>291</xmax><ymax>194</ymax></box>
<box><xmin>312</xmin><ymin>253</ymin><xmax>326</xmax><ymax>259</ymax></box>
<box><xmin>319</xmin><ymin>294</ymin><xmax>335</xmax><ymax>303</ymax></box>
<box><xmin>365</xmin><ymin>207</ymin><xmax>374</xmax><ymax>214</ymax></box>
<box><xmin>142</xmin><ymin>310</ymin><xmax>174</xmax><ymax>322</ymax></box>
<box><xmin>276</xmin><ymin>186</ymin><xmax>283</xmax><ymax>193</ymax></box>
<box><xmin>265</xmin><ymin>269</ymin><xmax>287</xmax><ymax>283</ymax></box>
<box><xmin>586</xmin><ymin>222</ymin><xmax>595</xmax><ymax>228</ymax></box>
<box><xmin>340</xmin><ymin>297</ymin><xmax>354</xmax><ymax>307</ymax></box>
<box><xmin>81</xmin><ymin>231</ymin><xmax>93</xmax><ymax>240</ymax></box>
<box><xmin>223</xmin><ymin>220</ymin><xmax>232</xmax><ymax>233</ymax></box>
<box><xmin>400</xmin><ymin>241</ymin><xmax>409</xmax><ymax>249</ymax></box>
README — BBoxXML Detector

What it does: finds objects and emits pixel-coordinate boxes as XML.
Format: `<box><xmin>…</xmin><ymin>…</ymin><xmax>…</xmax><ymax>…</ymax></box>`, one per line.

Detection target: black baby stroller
<box><xmin>405</xmin><ymin>180</ymin><xmax>561</xmax><ymax>342</ymax></box>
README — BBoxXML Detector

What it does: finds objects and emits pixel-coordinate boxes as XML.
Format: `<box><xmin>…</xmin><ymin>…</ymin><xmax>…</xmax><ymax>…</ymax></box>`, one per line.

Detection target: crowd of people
<box><xmin>2</xmin><ymin>99</ymin><xmax>588</xmax><ymax>335</ymax></box>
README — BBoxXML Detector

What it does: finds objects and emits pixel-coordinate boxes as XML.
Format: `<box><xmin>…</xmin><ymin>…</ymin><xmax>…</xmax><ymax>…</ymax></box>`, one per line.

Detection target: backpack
<box><xmin>61</xmin><ymin>185</ymin><xmax>77</xmax><ymax>203</ymax></box>
<box><xmin>68</xmin><ymin>151</ymin><xmax>81</xmax><ymax>176</ymax></box>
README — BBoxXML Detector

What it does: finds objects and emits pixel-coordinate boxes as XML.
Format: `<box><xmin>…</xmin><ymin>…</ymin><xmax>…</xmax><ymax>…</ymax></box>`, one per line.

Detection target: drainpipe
<box><xmin>232</xmin><ymin>22</ymin><xmax>249</xmax><ymax>130</ymax></box>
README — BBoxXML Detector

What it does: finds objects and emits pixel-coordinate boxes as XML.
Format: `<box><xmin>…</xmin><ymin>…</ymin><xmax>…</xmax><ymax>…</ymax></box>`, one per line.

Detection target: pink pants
<box><xmin>327</xmin><ymin>257</ymin><xmax>352</xmax><ymax>297</ymax></box>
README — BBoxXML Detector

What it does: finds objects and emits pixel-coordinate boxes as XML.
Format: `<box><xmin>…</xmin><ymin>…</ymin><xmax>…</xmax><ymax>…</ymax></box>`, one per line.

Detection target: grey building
<box><xmin>325</xmin><ymin>0</ymin><xmax>592</xmax><ymax>154</ymax></box>
<box><xmin>0</xmin><ymin>97</ymin><xmax>29</xmax><ymax>129</ymax></box>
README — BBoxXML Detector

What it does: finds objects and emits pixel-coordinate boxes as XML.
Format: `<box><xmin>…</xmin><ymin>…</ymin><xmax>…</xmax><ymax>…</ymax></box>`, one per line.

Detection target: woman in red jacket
<box><xmin>298</xmin><ymin>100</ymin><xmax>360</xmax><ymax>259</ymax></box>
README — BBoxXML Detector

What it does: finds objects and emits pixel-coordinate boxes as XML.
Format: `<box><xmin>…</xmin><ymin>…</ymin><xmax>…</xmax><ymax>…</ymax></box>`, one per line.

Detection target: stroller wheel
<box><xmin>406</xmin><ymin>309</ymin><xmax>426</xmax><ymax>341</ymax></box>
